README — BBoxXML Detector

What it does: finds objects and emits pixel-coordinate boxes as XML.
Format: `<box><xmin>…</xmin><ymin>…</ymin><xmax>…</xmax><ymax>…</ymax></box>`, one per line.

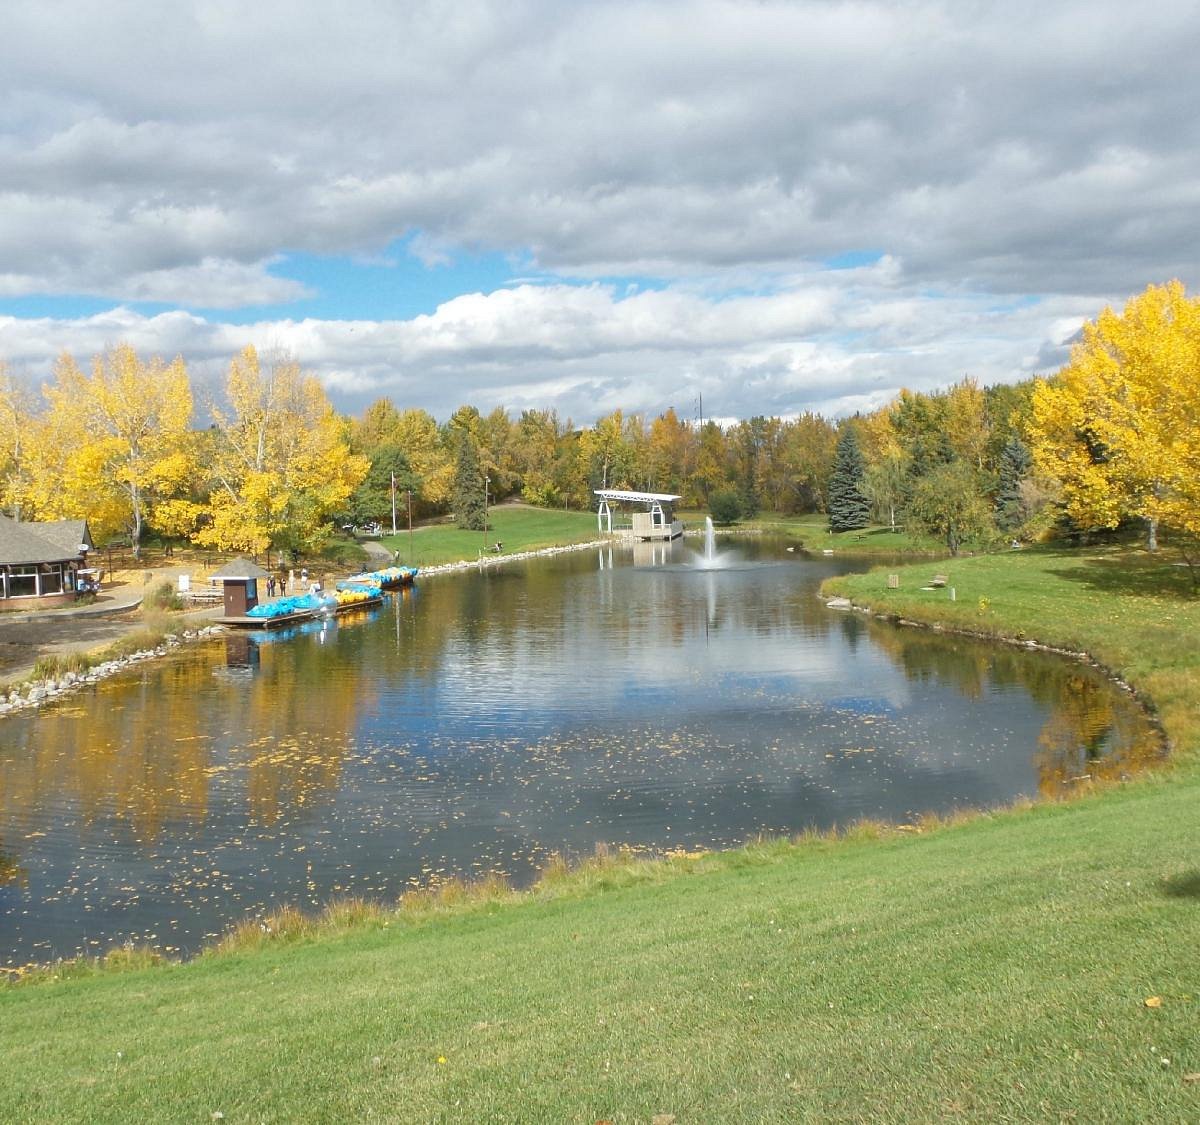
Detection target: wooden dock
<box><xmin>216</xmin><ymin>609</ymin><xmax>318</xmax><ymax>629</ymax></box>
<box><xmin>216</xmin><ymin>594</ymin><xmax>383</xmax><ymax>629</ymax></box>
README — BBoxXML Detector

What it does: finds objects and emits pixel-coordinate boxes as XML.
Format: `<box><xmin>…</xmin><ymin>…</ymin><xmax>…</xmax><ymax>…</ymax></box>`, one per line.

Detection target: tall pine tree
<box><xmin>827</xmin><ymin>426</ymin><xmax>872</xmax><ymax>531</ymax></box>
<box><xmin>995</xmin><ymin>436</ymin><xmax>1032</xmax><ymax>531</ymax></box>
<box><xmin>452</xmin><ymin>434</ymin><xmax>487</xmax><ymax>531</ymax></box>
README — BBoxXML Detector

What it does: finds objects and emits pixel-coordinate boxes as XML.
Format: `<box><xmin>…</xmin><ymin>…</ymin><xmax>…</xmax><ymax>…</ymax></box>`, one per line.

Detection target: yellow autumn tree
<box><xmin>27</xmin><ymin>346</ymin><xmax>194</xmax><ymax>552</ymax></box>
<box><xmin>353</xmin><ymin>401</ymin><xmax>454</xmax><ymax>509</ymax></box>
<box><xmin>0</xmin><ymin>362</ymin><xmax>38</xmax><ymax>520</ymax></box>
<box><xmin>197</xmin><ymin>346</ymin><xmax>368</xmax><ymax>557</ymax></box>
<box><xmin>1030</xmin><ymin>280</ymin><xmax>1200</xmax><ymax>553</ymax></box>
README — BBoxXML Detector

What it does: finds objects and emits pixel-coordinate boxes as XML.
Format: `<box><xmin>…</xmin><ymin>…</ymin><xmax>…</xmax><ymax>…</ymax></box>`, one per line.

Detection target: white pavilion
<box><xmin>594</xmin><ymin>489</ymin><xmax>683</xmax><ymax>540</ymax></box>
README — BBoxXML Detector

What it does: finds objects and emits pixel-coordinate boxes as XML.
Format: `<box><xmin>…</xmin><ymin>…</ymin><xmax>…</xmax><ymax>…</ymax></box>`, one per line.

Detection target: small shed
<box><xmin>209</xmin><ymin>558</ymin><xmax>270</xmax><ymax>617</ymax></box>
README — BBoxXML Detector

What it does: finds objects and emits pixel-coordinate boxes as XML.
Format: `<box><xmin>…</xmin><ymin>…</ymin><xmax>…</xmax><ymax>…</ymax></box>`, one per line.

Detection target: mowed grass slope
<box><xmin>3</xmin><ymin>543</ymin><xmax>1199</xmax><ymax>1121</ymax></box>
<box><xmin>382</xmin><ymin>504</ymin><xmax>600</xmax><ymax>567</ymax></box>
<box><xmin>1</xmin><ymin>782</ymin><xmax>1197</xmax><ymax>1122</ymax></box>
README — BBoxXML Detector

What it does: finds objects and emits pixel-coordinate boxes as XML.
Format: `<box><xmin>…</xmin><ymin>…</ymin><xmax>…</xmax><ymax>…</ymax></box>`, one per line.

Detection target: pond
<box><xmin>0</xmin><ymin>536</ymin><xmax>1162</xmax><ymax>969</ymax></box>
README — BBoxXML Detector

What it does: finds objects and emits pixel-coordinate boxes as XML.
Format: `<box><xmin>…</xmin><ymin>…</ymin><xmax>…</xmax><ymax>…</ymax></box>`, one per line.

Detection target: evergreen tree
<box><xmin>827</xmin><ymin>426</ymin><xmax>872</xmax><ymax>531</ymax></box>
<box><xmin>452</xmin><ymin>435</ymin><xmax>487</xmax><ymax>530</ymax></box>
<box><xmin>346</xmin><ymin>443</ymin><xmax>420</xmax><ymax>529</ymax></box>
<box><xmin>995</xmin><ymin>436</ymin><xmax>1032</xmax><ymax>531</ymax></box>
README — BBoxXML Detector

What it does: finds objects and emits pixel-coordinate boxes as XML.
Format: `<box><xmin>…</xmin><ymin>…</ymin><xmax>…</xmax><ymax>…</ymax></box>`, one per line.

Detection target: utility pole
<box><xmin>390</xmin><ymin>471</ymin><xmax>398</xmax><ymax>535</ymax></box>
<box><xmin>407</xmin><ymin>489</ymin><xmax>413</xmax><ymax>561</ymax></box>
<box><xmin>482</xmin><ymin>475</ymin><xmax>490</xmax><ymax>553</ymax></box>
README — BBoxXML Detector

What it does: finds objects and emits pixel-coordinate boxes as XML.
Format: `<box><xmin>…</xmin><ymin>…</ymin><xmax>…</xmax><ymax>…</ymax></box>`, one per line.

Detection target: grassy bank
<box><xmin>381</xmin><ymin>505</ymin><xmax>601</xmax><ymax>567</ymax></box>
<box><xmin>3</xmin><ymin>545</ymin><xmax>1199</xmax><ymax>1121</ymax></box>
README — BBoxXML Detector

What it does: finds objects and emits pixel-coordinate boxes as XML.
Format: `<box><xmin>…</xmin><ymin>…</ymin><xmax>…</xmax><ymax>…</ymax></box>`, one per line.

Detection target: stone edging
<box><xmin>0</xmin><ymin>626</ymin><xmax>226</xmax><ymax>719</ymax></box>
<box><xmin>414</xmin><ymin>538</ymin><xmax>612</xmax><ymax>576</ymax></box>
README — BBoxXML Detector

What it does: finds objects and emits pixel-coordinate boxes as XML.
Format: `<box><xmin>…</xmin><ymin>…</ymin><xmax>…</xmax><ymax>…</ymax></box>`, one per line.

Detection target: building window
<box><xmin>8</xmin><ymin>569</ymin><xmax>37</xmax><ymax>597</ymax></box>
<box><xmin>39</xmin><ymin>564</ymin><xmax>63</xmax><ymax>595</ymax></box>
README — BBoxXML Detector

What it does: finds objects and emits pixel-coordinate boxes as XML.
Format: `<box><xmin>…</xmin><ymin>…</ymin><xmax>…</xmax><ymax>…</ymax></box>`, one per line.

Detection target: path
<box><xmin>360</xmin><ymin>539</ymin><xmax>396</xmax><ymax>565</ymax></box>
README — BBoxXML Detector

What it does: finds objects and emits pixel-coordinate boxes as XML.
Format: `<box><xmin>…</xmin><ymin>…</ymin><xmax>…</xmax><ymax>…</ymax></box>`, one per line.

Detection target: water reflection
<box><xmin>0</xmin><ymin>538</ymin><xmax>1162</xmax><ymax>967</ymax></box>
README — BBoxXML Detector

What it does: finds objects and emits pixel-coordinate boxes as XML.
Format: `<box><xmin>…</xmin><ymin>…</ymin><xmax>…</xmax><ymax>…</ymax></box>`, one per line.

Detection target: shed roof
<box><xmin>0</xmin><ymin>515</ymin><xmax>88</xmax><ymax>566</ymax></box>
<box><xmin>209</xmin><ymin>558</ymin><xmax>270</xmax><ymax>581</ymax></box>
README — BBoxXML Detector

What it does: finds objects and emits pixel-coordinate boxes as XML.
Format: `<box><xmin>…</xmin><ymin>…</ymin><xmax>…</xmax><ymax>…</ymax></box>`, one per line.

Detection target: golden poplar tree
<box><xmin>0</xmin><ymin>362</ymin><xmax>38</xmax><ymax>520</ymax></box>
<box><xmin>197</xmin><ymin>346</ymin><xmax>368</xmax><ymax>556</ymax></box>
<box><xmin>29</xmin><ymin>346</ymin><xmax>194</xmax><ymax>552</ymax></box>
<box><xmin>1030</xmin><ymin>280</ymin><xmax>1200</xmax><ymax>552</ymax></box>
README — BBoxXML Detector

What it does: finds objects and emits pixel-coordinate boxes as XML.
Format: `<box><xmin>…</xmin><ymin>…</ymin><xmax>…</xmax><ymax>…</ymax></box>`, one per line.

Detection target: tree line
<box><xmin>0</xmin><ymin>281</ymin><xmax>1195</xmax><ymax>567</ymax></box>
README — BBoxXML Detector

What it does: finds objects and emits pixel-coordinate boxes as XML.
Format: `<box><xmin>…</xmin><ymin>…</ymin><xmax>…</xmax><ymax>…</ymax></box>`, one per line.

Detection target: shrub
<box><xmin>709</xmin><ymin>490</ymin><xmax>743</xmax><ymax>526</ymax></box>
<box><xmin>145</xmin><ymin>579</ymin><xmax>183</xmax><ymax>612</ymax></box>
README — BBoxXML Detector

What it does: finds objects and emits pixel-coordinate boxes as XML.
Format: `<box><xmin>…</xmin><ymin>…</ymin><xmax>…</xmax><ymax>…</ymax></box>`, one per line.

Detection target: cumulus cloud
<box><xmin>0</xmin><ymin>267</ymin><xmax>1096</xmax><ymax>422</ymax></box>
<box><xmin>0</xmin><ymin>1</ymin><xmax>1195</xmax><ymax>415</ymax></box>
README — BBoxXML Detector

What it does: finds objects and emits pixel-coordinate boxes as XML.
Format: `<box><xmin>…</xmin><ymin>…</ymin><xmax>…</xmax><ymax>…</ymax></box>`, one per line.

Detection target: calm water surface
<box><xmin>0</xmin><ymin>537</ymin><xmax>1161</xmax><ymax>967</ymax></box>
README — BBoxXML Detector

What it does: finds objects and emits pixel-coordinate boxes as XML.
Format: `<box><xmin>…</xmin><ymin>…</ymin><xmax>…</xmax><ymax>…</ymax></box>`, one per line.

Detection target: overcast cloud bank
<box><xmin>2</xmin><ymin>1</ymin><xmax>1197</xmax><ymax>420</ymax></box>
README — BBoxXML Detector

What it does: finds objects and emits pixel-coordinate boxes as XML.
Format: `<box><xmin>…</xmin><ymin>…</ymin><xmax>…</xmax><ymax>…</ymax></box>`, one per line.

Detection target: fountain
<box><xmin>694</xmin><ymin>516</ymin><xmax>726</xmax><ymax>570</ymax></box>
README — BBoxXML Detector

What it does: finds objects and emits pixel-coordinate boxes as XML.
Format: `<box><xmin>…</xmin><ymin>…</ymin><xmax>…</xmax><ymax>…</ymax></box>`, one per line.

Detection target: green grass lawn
<box><xmin>379</xmin><ymin>504</ymin><xmax>601</xmax><ymax>567</ymax></box>
<box><xmin>3</xmin><ymin>543</ymin><xmax>1200</xmax><ymax>1122</ymax></box>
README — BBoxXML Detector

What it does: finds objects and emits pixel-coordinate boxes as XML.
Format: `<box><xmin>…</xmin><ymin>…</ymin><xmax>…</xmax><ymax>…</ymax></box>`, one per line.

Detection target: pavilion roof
<box><xmin>594</xmin><ymin>489</ymin><xmax>682</xmax><ymax>504</ymax></box>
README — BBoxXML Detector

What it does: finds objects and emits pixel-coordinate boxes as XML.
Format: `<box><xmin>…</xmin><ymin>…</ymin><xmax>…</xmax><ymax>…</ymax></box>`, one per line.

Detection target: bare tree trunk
<box><xmin>1147</xmin><ymin>517</ymin><xmax>1158</xmax><ymax>552</ymax></box>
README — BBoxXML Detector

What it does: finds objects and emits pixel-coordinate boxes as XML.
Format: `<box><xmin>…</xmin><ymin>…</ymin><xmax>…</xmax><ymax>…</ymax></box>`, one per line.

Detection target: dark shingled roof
<box><xmin>209</xmin><ymin>558</ymin><xmax>270</xmax><ymax>580</ymax></box>
<box><xmin>0</xmin><ymin>515</ymin><xmax>88</xmax><ymax>566</ymax></box>
<box><xmin>35</xmin><ymin>519</ymin><xmax>93</xmax><ymax>556</ymax></box>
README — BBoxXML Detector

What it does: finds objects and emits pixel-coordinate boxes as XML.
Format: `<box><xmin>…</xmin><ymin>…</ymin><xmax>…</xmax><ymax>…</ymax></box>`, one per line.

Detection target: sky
<box><xmin>1</xmin><ymin>0</ymin><xmax>1197</xmax><ymax>425</ymax></box>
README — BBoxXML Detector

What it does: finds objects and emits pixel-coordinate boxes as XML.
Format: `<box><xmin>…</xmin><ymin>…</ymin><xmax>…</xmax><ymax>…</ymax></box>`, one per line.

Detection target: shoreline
<box><xmin>821</xmin><ymin>591</ymin><xmax>1172</xmax><ymax>757</ymax></box>
<box><xmin>0</xmin><ymin>624</ymin><xmax>227</xmax><ymax>718</ymax></box>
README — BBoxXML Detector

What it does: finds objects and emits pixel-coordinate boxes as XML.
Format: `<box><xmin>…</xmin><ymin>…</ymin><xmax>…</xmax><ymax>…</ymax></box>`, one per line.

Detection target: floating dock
<box><xmin>217</xmin><ymin>608</ymin><xmax>318</xmax><ymax>629</ymax></box>
<box><xmin>218</xmin><ymin>593</ymin><xmax>385</xmax><ymax>629</ymax></box>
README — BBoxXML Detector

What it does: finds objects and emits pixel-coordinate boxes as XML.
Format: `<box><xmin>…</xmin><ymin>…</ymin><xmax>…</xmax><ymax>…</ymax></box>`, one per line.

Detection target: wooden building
<box><xmin>0</xmin><ymin>515</ymin><xmax>93</xmax><ymax>607</ymax></box>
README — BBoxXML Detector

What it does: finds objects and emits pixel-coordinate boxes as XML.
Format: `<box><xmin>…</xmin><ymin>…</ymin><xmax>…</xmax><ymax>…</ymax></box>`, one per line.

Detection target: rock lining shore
<box><xmin>0</xmin><ymin>626</ymin><xmax>226</xmax><ymax>718</ymax></box>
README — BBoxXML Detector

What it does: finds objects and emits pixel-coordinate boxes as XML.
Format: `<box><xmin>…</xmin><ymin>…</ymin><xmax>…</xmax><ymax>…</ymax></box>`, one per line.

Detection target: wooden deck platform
<box><xmin>216</xmin><ymin>594</ymin><xmax>384</xmax><ymax>629</ymax></box>
<box><xmin>215</xmin><ymin>609</ymin><xmax>318</xmax><ymax>629</ymax></box>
